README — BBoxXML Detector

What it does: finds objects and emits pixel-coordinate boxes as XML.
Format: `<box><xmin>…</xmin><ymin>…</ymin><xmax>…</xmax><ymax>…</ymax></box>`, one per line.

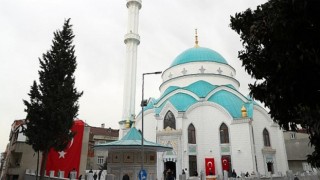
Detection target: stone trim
<box><xmin>231</xmin><ymin>118</ymin><xmax>252</xmax><ymax>124</ymax></box>
<box><xmin>261</xmin><ymin>147</ymin><xmax>276</xmax><ymax>154</ymax></box>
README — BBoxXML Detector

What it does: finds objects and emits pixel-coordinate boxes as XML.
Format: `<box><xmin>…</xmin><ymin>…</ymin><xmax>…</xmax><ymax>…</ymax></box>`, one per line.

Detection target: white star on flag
<box><xmin>58</xmin><ymin>151</ymin><xmax>67</xmax><ymax>159</ymax></box>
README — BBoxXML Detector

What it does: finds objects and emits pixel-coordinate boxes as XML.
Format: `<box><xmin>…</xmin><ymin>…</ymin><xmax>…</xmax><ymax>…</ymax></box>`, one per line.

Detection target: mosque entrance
<box><xmin>164</xmin><ymin>161</ymin><xmax>176</xmax><ymax>179</ymax></box>
<box><xmin>267</xmin><ymin>162</ymin><xmax>274</xmax><ymax>174</ymax></box>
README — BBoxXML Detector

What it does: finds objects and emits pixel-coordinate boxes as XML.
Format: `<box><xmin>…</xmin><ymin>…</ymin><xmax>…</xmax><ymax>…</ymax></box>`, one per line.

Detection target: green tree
<box><xmin>230</xmin><ymin>0</ymin><xmax>320</xmax><ymax>167</ymax></box>
<box><xmin>23</xmin><ymin>18</ymin><xmax>83</xmax><ymax>179</ymax></box>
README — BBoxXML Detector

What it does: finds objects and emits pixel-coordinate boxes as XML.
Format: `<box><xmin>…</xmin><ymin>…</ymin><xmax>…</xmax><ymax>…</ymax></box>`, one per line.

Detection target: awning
<box><xmin>163</xmin><ymin>150</ymin><xmax>177</xmax><ymax>162</ymax></box>
<box><xmin>163</xmin><ymin>156</ymin><xmax>177</xmax><ymax>162</ymax></box>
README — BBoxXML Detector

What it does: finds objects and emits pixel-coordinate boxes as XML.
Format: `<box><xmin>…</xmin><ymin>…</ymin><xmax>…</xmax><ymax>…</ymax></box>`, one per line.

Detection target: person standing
<box><xmin>232</xmin><ymin>169</ymin><xmax>237</xmax><ymax>179</ymax></box>
<box><xmin>93</xmin><ymin>172</ymin><xmax>98</xmax><ymax>180</ymax></box>
<box><xmin>166</xmin><ymin>170</ymin><xmax>174</xmax><ymax>180</ymax></box>
<box><xmin>184</xmin><ymin>168</ymin><xmax>189</xmax><ymax>179</ymax></box>
<box><xmin>87</xmin><ymin>169</ymin><xmax>94</xmax><ymax>180</ymax></box>
<box><xmin>163</xmin><ymin>168</ymin><xmax>167</xmax><ymax>180</ymax></box>
<box><xmin>70</xmin><ymin>168</ymin><xmax>77</xmax><ymax>180</ymax></box>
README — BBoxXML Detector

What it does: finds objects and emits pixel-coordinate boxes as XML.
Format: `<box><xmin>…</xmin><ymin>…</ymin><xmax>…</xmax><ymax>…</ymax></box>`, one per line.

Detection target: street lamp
<box><xmin>141</xmin><ymin>71</ymin><xmax>162</xmax><ymax>171</ymax></box>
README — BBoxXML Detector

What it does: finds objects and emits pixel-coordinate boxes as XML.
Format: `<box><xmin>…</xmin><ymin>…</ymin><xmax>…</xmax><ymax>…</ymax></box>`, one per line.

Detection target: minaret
<box><xmin>120</xmin><ymin>0</ymin><xmax>142</xmax><ymax>137</ymax></box>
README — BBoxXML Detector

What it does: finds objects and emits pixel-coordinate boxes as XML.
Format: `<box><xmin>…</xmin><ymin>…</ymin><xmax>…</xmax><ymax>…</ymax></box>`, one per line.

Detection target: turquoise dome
<box><xmin>170</xmin><ymin>47</ymin><xmax>228</xmax><ymax>67</ymax></box>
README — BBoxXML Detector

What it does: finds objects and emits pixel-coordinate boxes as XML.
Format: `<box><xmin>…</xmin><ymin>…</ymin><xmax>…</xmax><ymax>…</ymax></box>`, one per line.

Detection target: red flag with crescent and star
<box><xmin>205</xmin><ymin>158</ymin><xmax>215</xmax><ymax>175</ymax></box>
<box><xmin>46</xmin><ymin>120</ymin><xmax>84</xmax><ymax>178</ymax></box>
<box><xmin>221</xmin><ymin>157</ymin><xmax>229</xmax><ymax>171</ymax></box>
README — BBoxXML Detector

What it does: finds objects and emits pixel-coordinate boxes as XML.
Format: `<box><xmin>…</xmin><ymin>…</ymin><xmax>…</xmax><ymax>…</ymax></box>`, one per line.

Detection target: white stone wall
<box><xmin>229</xmin><ymin>120</ymin><xmax>255</xmax><ymax>175</ymax></box>
<box><xmin>251</xmin><ymin>106</ymin><xmax>289</xmax><ymax>176</ymax></box>
<box><xmin>185</xmin><ymin>103</ymin><xmax>232</xmax><ymax>175</ymax></box>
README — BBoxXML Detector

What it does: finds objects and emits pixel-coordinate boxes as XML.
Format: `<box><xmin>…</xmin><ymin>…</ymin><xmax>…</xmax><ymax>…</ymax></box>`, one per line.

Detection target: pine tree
<box><xmin>23</xmin><ymin>18</ymin><xmax>83</xmax><ymax>179</ymax></box>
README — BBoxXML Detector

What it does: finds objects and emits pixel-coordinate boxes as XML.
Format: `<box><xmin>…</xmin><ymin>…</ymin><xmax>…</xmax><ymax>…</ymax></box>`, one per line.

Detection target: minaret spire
<box><xmin>195</xmin><ymin>29</ymin><xmax>199</xmax><ymax>47</ymax></box>
<box><xmin>120</xmin><ymin>0</ymin><xmax>142</xmax><ymax>137</ymax></box>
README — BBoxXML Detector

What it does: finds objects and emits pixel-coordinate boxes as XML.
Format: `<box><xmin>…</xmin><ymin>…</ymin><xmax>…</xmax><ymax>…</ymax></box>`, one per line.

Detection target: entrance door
<box><xmin>189</xmin><ymin>155</ymin><xmax>198</xmax><ymax>176</ymax></box>
<box><xmin>267</xmin><ymin>162</ymin><xmax>274</xmax><ymax>174</ymax></box>
<box><xmin>164</xmin><ymin>161</ymin><xmax>176</xmax><ymax>179</ymax></box>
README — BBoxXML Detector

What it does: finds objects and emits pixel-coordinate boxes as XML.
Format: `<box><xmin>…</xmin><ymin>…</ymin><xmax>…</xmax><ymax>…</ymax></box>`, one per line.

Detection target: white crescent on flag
<box><xmin>223</xmin><ymin>159</ymin><xmax>227</xmax><ymax>164</ymax></box>
<box><xmin>68</xmin><ymin>138</ymin><xmax>74</xmax><ymax>149</ymax></box>
<box><xmin>207</xmin><ymin>161</ymin><xmax>212</xmax><ymax>167</ymax></box>
<box><xmin>68</xmin><ymin>130</ymin><xmax>74</xmax><ymax>149</ymax></box>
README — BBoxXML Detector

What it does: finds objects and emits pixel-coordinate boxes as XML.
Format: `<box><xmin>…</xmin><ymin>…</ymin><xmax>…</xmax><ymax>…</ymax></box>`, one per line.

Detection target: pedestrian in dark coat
<box><xmin>122</xmin><ymin>174</ymin><xmax>130</xmax><ymax>180</ymax></box>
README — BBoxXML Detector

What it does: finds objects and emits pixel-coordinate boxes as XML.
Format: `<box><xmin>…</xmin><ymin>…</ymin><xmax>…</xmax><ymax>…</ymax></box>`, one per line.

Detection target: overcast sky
<box><xmin>0</xmin><ymin>0</ymin><xmax>267</xmax><ymax>152</ymax></box>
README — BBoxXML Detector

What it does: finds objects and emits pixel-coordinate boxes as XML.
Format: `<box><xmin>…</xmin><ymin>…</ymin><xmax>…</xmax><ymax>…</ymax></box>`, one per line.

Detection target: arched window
<box><xmin>220</xmin><ymin>123</ymin><xmax>229</xmax><ymax>144</ymax></box>
<box><xmin>263</xmin><ymin>128</ymin><xmax>271</xmax><ymax>147</ymax></box>
<box><xmin>188</xmin><ymin>124</ymin><xmax>196</xmax><ymax>144</ymax></box>
<box><xmin>164</xmin><ymin>111</ymin><xmax>176</xmax><ymax>129</ymax></box>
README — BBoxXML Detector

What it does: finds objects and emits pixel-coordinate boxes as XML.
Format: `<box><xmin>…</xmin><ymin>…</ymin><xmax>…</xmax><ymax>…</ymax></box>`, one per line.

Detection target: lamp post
<box><xmin>141</xmin><ymin>71</ymin><xmax>162</xmax><ymax>171</ymax></box>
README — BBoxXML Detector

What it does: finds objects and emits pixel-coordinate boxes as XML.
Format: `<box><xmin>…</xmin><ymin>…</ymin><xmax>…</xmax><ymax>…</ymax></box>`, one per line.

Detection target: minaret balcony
<box><xmin>124</xmin><ymin>33</ymin><xmax>140</xmax><ymax>44</ymax></box>
<box><xmin>126</xmin><ymin>0</ymin><xmax>142</xmax><ymax>9</ymax></box>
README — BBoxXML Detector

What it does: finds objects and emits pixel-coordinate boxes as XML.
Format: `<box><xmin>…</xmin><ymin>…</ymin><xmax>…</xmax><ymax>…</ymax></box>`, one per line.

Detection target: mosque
<box><xmin>133</xmin><ymin>36</ymin><xmax>289</xmax><ymax>178</ymax></box>
<box><xmin>118</xmin><ymin>0</ymin><xmax>289</xmax><ymax>179</ymax></box>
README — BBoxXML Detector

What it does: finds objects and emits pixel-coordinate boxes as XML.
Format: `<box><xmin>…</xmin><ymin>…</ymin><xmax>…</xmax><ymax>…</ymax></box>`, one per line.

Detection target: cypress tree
<box><xmin>23</xmin><ymin>18</ymin><xmax>83</xmax><ymax>179</ymax></box>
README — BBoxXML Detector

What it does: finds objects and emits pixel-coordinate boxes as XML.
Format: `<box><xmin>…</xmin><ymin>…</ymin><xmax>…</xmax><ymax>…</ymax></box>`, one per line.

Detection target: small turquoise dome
<box><xmin>170</xmin><ymin>47</ymin><xmax>228</xmax><ymax>67</ymax></box>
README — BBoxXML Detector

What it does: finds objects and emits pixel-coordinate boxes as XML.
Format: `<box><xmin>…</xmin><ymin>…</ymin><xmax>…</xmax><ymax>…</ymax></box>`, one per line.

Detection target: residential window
<box><xmin>164</xmin><ymin>111</ymin><xmax>176</xmax><ymax>129</ymax></box>
<box><xmin>188</xmin><ymin>124</ymin><xmax>196</xmax><ymax>144</ymax></box>
<box><xmin>220</xmin><ymin>123</ymin><xmax>229</xmax><ymax>144</ymax></box>
<box><xmin>97</xmin><ymin>156</ymin><xmax>104</xmax><ymax>165</ymax></box>
<box><xmin>263</xmin><ymin>128</ymin><xmax>271</xmax><ymax>147</ymax></box>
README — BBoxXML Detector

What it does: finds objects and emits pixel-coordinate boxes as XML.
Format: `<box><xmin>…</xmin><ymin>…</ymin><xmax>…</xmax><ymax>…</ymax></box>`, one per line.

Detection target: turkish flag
<box><xmin>46</xmin><ymin>120</ymin><xmax>84</xmax><ymax>178</ymax></box>
<box><xmin>221</xmin><ymin>157</ymin><xmax>229</xmax><ymax>171</ymax></box>
<box><xmin>205</xmin><ymin>158</ymin><xmax>215</xmax><ymax>175</ymax></box>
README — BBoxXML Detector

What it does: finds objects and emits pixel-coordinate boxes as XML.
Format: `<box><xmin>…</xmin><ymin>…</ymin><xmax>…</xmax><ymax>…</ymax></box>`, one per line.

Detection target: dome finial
<box><xmin>195</xmin><ymin>29</ymin><xmax>199</xmax><ymax>48</ymax></box>
<box><xmin>125</xmin><ymin>118</ymin><xmax>131</xmax><ymax>128</ymax></box>
<box><xmin>241</xmin><ymin>105</ymin><xmax>248</xmax><ymax>118</ymax></box>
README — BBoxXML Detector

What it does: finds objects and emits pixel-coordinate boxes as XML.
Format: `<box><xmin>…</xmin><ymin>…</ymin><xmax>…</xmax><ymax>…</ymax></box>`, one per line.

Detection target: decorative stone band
<box><xmin>231</xmin><ymin>118</ymin><xmax>252</xmax><ymax>124</ymax></box>
<box><xmin>156</xmin><ymin>127</ymin><xmax>182</xmax><ymax>136</ymax></box>
<box><xmin>262</xmin><ymin>147</ymin><xmax>276</xmax><ymax>154</ymax></box>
